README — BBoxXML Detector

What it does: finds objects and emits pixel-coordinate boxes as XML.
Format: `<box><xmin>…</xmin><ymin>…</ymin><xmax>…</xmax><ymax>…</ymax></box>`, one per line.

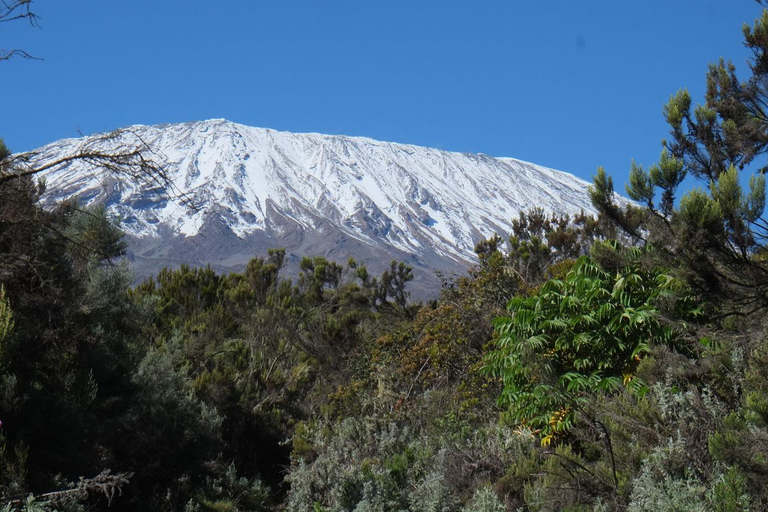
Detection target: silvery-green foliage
<box><xmin>133</xmin><ymin>335</ymin><xmax>222</xmax><ymax>436</ymax></box>
<box><xmin>285</xmin><ymin>415</ymin><xmax>530</xmax><ymax>511</ymax></box>
<box><xmin>654</xmin><ymin>382</ymin><xmax>725</xmax><ymax>426</ymax></box>
<box><xmin>628</xmin><ymin>436</ymin><xmax>708</xmax><ymax>512</ymax></box>
<box><xmin>352</xmin><ymin>481</ymin><xmax>400</xmax><ymax>512</ymax></box>
<box><xmin>284</xmin><ymin>460</ymin><xmax>315</xmax><ymax>511</ymax></box>
<box><xmin>408</xmin><ymin>451</ymin><xmax>457</xmax><ymax>512</ymax></box>
<box><xmin>729</xmin><ymin>346</ymin><xmax>746</xmax><ymax>389</ymax></box>
<box><xmin>125</xmin><ymin>333</ymin><xmax>222</xmax><ymax>502</ymax></box>
<box><xmin>649</xmin><ymin>381</ymin><xmax>727</xmax><ymax>478</ymax></box>
<box><xmin>285</xmin><ymin>417</ymin><xmax>413</xmax><ymax>511</ymax></box>
<box><xmin>461</xmin><ymin>487</ymin><xmax>505</xmax><ymax>512</ymax></box>
<box><xmin>628</xmin><ymin>470</ymin><xmax>708</xmax><ymax>512</ymax></box>
<box><xmin>80</xmin><ymin>259</ymin><xmax>133</xmax><ymax>316</ymax></box>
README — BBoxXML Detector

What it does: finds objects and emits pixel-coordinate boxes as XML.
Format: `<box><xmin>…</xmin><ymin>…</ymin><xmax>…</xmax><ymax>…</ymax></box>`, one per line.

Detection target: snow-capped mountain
<box><xmin>33</xmin><ymin>119</ymin><xmax>600</xmax><ymax>295</ymax></box>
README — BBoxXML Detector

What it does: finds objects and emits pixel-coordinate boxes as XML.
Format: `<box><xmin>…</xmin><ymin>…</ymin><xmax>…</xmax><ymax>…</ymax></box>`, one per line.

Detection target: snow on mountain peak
<box><xmin>34</xmin><ymin>119</ymin><xmax>601</xmax><ymax>287</ymax></box>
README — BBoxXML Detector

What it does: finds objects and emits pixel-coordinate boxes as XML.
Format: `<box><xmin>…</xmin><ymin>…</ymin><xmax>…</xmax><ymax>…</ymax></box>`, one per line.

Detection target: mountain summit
<box><xmin>34</xmin><ymin>119</ymin><xmax>599</xmax><ymax>294</ymax></box>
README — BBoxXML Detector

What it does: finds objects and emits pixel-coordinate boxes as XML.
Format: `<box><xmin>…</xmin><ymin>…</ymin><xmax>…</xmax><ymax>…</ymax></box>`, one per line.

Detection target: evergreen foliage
<box><xmin>590</xmin><ymin>11</ymin><xmax>768</xmax><ymax>315</ymax></box>
<box><xmin>8</xmin><ymin>5</ymin><xmax>768</xmax><ymax>511</ymax></box>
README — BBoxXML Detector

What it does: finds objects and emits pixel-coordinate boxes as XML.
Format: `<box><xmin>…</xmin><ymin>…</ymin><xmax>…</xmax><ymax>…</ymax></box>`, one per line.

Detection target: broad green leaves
<box><xmin>484</xmin><ymin>244</ymin><xmax>686</xmax><ymax>441</ymax></box>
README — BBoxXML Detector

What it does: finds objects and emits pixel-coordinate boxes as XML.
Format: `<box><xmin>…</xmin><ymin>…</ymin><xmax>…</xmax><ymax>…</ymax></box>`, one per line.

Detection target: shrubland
<box><xmin>6</xmin><ymin>5</ymin><xmax>768</xmax><ymax>512</ymax></box>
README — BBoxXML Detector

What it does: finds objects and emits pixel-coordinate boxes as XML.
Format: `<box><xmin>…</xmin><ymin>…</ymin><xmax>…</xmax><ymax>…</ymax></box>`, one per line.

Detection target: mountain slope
<box><xmin>34</xmin><ymin>119</ymin><xmax>600</xmax><ymax>295</ymax></box>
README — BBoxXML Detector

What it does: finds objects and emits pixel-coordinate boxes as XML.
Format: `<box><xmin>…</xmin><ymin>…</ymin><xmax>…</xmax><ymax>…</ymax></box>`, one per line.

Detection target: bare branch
<box><xmin>0</xmin><ymin>1</ymin><xmax>41</xmax><ymax>61</ymax></box>
<box><xmin>0</xmin><ymin>48</ymin><xmax>41</xmax><ymax>62</ymax></box>
<box><xmin>0</xmin><ymin>0</ymin><xmax>39</xmax><ymax>26</ymax></box>
<box><xmin>1</xmin><ymin>128</ymin><xmax>197</xmax><ymax>210</ymax></box>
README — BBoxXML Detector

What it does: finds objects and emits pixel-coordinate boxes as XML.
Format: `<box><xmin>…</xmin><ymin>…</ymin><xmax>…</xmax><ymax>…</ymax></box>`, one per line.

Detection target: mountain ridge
<box><xmin>31</xmin><ymin>119</ymin><xmax>601</xmax><ymax>296</ymax></box>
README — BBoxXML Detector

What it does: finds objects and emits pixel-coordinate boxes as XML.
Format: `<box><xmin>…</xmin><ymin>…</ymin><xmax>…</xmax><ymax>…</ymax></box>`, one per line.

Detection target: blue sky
<box><xmin>0</xmin><ymin>1</ymin><xmax>762</xmax><ymax>192</ymax></box>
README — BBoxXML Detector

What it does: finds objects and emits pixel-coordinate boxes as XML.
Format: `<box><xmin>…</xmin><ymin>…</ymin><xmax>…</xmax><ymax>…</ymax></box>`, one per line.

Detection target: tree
<box><xmin>0</xmin><ymin>188</ymin><xmax>146</xmax><ymax>503</ymax></box>
<box><xmin>506</xmin><ymin>208</ymin><xmax>617</xmax><ymax>286</ymax></box>
<box><xmin>373</xmin><ymin>260</ymin><xmax>414</xmax><ymax>317</ymax></box>
<box><xmin>662</xmin><ymin>9</ymin><xmax>768</xmax><ymax>180</ymax></box>
<box><xmin>0</xmin><ymin>5</ymin><xmax>199</xmax><ymax>506</ymax></box>
<box><xmin>590</xmin><ymin>7</ymin><xmax>768</xmax><ymax>317</ymax></box>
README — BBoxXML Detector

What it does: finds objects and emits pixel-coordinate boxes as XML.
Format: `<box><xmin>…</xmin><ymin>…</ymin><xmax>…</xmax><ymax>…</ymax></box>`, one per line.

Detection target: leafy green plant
<box><xmin>484</xmin><ymin>243</ymin><xmax>691</xmax><ymax>442</ymax></box>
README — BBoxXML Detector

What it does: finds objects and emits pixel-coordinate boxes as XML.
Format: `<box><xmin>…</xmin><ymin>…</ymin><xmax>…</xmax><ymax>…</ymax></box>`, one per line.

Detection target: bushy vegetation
<box><xmin>7</xmin><ymin>4</ymin><xmax>768</xmax><ymax>512</ymax></box>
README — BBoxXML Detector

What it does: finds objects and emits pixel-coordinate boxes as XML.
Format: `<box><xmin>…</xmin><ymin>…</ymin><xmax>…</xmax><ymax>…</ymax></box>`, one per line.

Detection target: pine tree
<box><xmin>590</xmin><ymin>7</ymin><xmax>768</xmax><ymax>317</ymax></box>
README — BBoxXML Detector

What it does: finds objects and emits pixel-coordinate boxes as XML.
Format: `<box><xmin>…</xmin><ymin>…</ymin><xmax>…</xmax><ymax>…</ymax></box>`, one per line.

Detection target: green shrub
<box><xmin>484</xmin><ymin>244</ymin><xmax>692</xmax><ymax>442</ymax></box>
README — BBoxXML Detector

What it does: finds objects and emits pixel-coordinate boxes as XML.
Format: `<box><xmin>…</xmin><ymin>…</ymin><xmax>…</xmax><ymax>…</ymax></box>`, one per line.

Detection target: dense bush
<box><xmin>285</xmin><ymin>414</ymin><xmax>529</xmax><ymax>511</ymax></box>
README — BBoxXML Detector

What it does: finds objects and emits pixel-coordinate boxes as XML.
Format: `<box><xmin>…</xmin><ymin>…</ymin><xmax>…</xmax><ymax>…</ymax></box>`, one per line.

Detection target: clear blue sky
<box><xmin>1</xmin><ymin>1</ymin><xmax>762</xmax><ymax>192</ymax></box>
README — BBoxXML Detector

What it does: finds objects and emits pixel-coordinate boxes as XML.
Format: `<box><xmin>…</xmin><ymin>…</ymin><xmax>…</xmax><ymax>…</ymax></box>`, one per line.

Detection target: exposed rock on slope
<box><xmin>34</xmin><ymin>119</ymin><xmax>600</xmax><ymax>296</ymax></box>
